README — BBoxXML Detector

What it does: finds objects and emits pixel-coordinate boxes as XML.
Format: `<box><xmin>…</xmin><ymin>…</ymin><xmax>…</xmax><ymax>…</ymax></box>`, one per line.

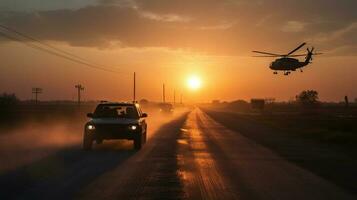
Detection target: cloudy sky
<box><xmin>0</xmin><ymin>0</ymin><xmax>356</xmax><ymax>102</ymax></box>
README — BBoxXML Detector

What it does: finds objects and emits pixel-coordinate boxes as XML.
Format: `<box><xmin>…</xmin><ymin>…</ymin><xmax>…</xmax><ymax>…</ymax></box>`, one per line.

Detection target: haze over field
<box><xmin>0</xmin><ymin>105</ymin><xmax>188</xmax><ymax>173</ymax></box>
<box><xmin>0</xmin><ymin>0</ymin><xmax>357</xmax><ymax>102</ymax></box>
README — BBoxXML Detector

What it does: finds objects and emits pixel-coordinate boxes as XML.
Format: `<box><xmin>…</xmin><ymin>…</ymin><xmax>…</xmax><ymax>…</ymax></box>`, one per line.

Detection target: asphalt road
<box><xmin>1</xmin><ymin>108</ymin><xmax>355</xmax><ymax>199</ymax></box>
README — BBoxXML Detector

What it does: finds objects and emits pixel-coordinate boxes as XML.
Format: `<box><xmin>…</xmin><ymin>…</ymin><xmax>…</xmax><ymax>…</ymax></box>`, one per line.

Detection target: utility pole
<box><xmin>163</xmin><ymin>84</ymin><xmax>166</xmax><ymax>103</ymax></box>
<box><xmin>32</xmin><ymin>87</ymin><xmax>42</xmax><ymax>104</ymax></box>
<box><xmin>75</xmin><ymin>84</ymin><xmax>84</xmax><ymax>107</ymax></box>
<box><xmin>133</xmin><ymin>72</ymin><xmax>136</xmax><ymax>102</ymax></box>
<box><xmin>173</xmin><ymin>89</ymin><xmax>176</xmax><ymax>105</ymax></box>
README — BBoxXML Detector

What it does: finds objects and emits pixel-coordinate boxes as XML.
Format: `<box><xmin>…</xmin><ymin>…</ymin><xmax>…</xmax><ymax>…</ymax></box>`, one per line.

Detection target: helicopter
<box><xmin>253</xmin><ymin>43</ymin><xmax>322</xmax><ymax>75</ymax></box>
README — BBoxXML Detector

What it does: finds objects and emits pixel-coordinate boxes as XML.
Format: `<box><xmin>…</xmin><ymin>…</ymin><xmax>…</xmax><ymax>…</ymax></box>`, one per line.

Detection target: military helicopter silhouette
<box><xmin>253</xmin><ymin>43</ymin><xmax>322</xmax><ymax>75</ymax></box>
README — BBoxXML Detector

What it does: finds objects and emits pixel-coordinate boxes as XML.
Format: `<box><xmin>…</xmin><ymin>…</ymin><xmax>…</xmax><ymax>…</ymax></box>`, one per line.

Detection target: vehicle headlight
<box><xmin>87</xmin><ymin>124</ymin><xmax>96</xmax><ymax>130</ymax></box>
<box><xmin>129</xmin><ymin>125</ymin><xmax>137</xmax><ymax>131</ymax></box>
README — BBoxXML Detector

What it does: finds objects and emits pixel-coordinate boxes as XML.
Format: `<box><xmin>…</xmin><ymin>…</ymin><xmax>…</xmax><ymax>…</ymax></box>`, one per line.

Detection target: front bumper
<box><xmin>85</xmin><ymin>124</ymin><xmax>141</xmax><ymax>140</ymax></box>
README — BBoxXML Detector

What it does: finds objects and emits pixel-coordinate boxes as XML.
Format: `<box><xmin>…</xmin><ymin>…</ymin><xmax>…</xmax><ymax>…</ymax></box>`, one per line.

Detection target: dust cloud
<box><xmin>0</xmin><ymin>106</ymin><xmax>190</xmax><ymax>173</ymax></box>
<box><xmin>145</xmin><ymin>107</ymin><xmax>189</xmax><ymax>139</ymax></box>
<box><xmin>0</xmin><ymin>120</ymin><xmax>82</xmax><ymax>173</ymax></box>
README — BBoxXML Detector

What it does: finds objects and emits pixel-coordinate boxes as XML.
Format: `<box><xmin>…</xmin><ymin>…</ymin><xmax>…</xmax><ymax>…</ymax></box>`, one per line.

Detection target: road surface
<box><xmin>1</xmin><ymin>108</ymin><xmax>355</xmax><ymax>199</ymax></box>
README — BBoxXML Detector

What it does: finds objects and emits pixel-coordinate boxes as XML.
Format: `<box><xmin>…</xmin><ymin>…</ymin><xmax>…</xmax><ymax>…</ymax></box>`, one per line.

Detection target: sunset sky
<box><xmin>0</xmin><ymin>0</ymin><xmax>356</xmax><ymax>102</ymax></box>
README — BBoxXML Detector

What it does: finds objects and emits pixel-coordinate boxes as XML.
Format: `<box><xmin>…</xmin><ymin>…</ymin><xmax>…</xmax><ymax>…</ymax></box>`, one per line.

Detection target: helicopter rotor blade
<box><xmin>252</xmin><ymin>51</ymin><xmax>282</xmax><ymax>56</ymax></box>
<box><xmin>288</xmin><ymin>52</ymin><xmax>323</xmax><ymax>57</ymax></box>
<box><xmin>253</xmin><ymin>55</ymin><xmax>281</xmax><ymax>57</ymax></box>
<box><xmin>287</xmin><ymin>42</ymin><xmax>306</xmax><ymax>56</ymax></box>
<box><xmin>287</xmin><ymin>54</ymin><xmax>308</xmax><ymax>57</ymax></box>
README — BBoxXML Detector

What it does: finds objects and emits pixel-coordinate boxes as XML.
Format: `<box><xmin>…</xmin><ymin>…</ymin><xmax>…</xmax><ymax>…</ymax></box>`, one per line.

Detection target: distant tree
<box><xmin>0</xmin><ymin>93</ymin><xmax>19</xmax><ymax>106</ymax></box>
<box><xmin>250</xmin><ymin>99</ymin><xmax>265</xmax><ymax>110</ymax></box>
<box><xmin>344</xmin><ymin>96</ymin><xmax>349</xmax><ymax>107</ymax></box>
<box><xmin>296</xmin><ymin>90</ymin><xmax>319</xmax><ymax>106</ymax></box>
<box><xmin>232</xmin><ymin>99</ymin><xmax>249</xmax><ymax>106</ymax></box>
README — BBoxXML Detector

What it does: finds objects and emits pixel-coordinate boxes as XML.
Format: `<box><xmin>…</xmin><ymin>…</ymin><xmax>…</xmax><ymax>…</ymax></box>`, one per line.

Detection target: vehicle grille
<box><xmin>95</xmin><ymin>124</ymin><xmax>128</xmax><ymax>133</ymax></box>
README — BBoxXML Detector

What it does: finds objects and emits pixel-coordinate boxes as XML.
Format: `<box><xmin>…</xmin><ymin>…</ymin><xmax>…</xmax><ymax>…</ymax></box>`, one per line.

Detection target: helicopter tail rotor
<box><xmin>306</xmin><ymin>47</ymin><xmax>322</xmax><ymax>61</ymax></box>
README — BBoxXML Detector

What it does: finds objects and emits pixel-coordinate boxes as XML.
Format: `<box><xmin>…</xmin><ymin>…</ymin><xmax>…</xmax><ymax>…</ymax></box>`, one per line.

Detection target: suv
<box><xmin>83</xmin><ymin>102</ymin><xmax>148</xmax><ymax>150</ymax></box>
<box><xmin>159</xmin><ymin>103</ymin><xmax>174</xmax><ymax>114</ymax></box>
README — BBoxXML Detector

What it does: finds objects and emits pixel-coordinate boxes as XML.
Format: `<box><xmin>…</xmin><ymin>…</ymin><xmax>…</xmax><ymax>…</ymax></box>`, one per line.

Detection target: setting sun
<box><xmin>187</xmin><ymin>75</ymin><xmax>202</xmax><ymax>90</ymax></box>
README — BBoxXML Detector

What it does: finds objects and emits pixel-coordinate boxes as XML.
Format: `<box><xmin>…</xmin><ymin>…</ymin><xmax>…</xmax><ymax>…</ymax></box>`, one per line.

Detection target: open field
<box><xmin>201</xmin><ymin>104</ymin><xmax>357</xmax><ymax>154</ymax></box>
<box><xmin>0</xmin><ymin>104</ymin><xmax>95</xmax><ymax>131</ymax></box>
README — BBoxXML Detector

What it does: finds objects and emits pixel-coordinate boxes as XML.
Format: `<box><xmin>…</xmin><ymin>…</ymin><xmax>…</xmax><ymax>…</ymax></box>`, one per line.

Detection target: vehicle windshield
<box><xmin>94</xmin><ymin>104</ymin><xmax>139</xmax><ymax>119</ymax></box>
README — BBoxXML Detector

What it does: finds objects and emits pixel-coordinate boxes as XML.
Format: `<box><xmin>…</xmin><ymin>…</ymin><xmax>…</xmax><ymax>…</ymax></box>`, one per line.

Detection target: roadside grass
<box><xmin>202</xmin><ymin>107</ymin><xmax>357</xmax><ymax>194</ymax></box>
<box><xmin>213</xmin><ymin>109</ymin><xmax>357</xmax><ymax>159</ymax></box>
<box><xmin>202</xmin><ymin>104</ymin><xmax>357</xmax><ymax>157</ymax></box>
<box><xmin>250</xmin><ymin>114</ymin><xmax>357</xmax><ymax>146</ymax></box>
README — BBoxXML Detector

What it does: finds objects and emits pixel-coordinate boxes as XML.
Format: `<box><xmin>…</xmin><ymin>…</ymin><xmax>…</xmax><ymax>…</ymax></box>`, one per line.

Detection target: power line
<box><xmin>0</xmin><ymin>24</ymin><xmax>97</xmax><ymax>65</ymax></box>
<box><xmin>0</xmin><ymin>24</ymin><xmax>127</xmax><ymax>73</ymax></box>
<box><xmin>0</xmin><ymin>25</ymin><xmax>128</xmax><ymax>75</ymax></box>
<box><xmin>0</xmin><ymin>31</ymin><xmax>121</xmax><ymax>73</ymax></box>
